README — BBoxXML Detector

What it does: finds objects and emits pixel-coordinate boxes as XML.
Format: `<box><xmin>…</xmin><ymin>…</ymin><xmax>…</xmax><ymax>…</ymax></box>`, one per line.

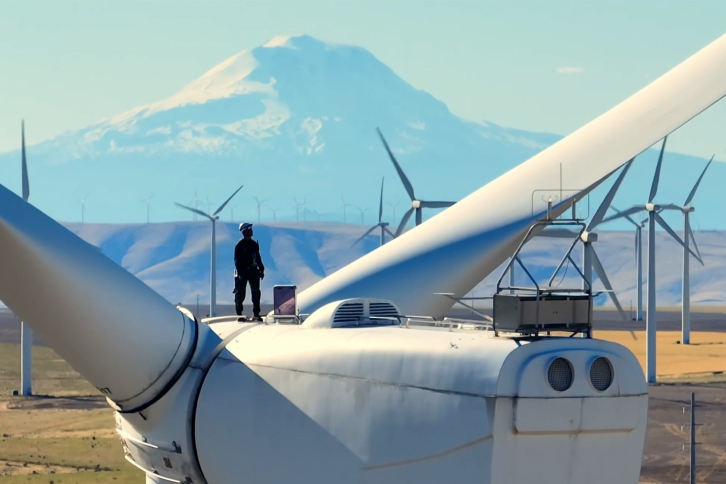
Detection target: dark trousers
<box><xmin>235</xmin><ymin>273</ymin><xmax>261</xmax><ymax>317</ymax></box>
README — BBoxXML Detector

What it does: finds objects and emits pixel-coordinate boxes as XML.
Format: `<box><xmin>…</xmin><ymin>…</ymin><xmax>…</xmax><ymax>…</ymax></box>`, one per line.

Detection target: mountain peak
<box><xmin>262</xmin><ymin>34</ymin><xmax>330</xmax><ymax>50</ymax></box>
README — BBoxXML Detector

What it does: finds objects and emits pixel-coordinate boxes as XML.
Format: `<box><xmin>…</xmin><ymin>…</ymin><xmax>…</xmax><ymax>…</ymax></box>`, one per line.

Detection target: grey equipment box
<box><xmin>493</xmin><ymin>293</ymin><xmax>592</xmax><ymax>335</ymax></box>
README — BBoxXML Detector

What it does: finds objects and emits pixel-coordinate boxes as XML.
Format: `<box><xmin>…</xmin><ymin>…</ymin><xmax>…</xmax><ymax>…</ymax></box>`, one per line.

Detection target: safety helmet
<box><xmin>239</xmin><ymin>222</ymin><xmax>253</xmax><ymax>233</ymax></box>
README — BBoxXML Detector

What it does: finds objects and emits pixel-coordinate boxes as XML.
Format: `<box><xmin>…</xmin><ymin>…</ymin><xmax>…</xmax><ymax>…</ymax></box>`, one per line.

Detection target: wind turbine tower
<box><xmin>608</xmin><ymin>207</ymin><xmax>647</xmax><ymax>321</ymax></box>
<box><xmin>353</xmin><ymin>177</ymin><xmax>395</xmax><ymax>248</ymax></box>
<box><xmin>141</xmin><ymin>194</ymin><xmax>153</xmax><ymax>223</ymax></box>
<box><xmin>253</xmin><ymin>197</ymin><xmax>266</xmax><ymax>223</ymax></box>
<box><xmin>660</xmin><ymin>155</ymin><xmax>713</xmax><ymax>344</ymax></box>
<box><xmin>604</xmin><ymin>138</ymin><xmax>699</xmax><ymax>382</ymax></box>
<box><xmin>175</xmin><ymin>185</ymin><xmax>243</xmax><ymax>317</ymax></box>
<box><xmin>377</xmin><ymin>128</ymin><xmax>456</xmax><ymax>236</ymax></box>
<box><xmin>80</xmin><ymin>194</ymin><xmax>89</xmax><ymax>223</ymax></box>
<box><xmin>20</xmin><ymin>121</ymin><xmax>32</xmax><ymax>396</ymax></box>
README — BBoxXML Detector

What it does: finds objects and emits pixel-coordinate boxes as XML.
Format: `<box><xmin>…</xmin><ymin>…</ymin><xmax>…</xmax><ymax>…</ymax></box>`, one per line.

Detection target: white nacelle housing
<box><xmin>192</xmin><ymin>298</ymin><xmax>647</xmax><ymax>484</ymax></box>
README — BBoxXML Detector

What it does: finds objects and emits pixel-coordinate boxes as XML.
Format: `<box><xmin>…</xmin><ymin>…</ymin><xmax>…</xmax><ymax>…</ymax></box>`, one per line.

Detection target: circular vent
<box><xmin>547</xmin><ymin>358</ymin><xmax>574</xmax><ymax>392</ymax></box>
<box><xmin>590</xmin><ymin>357</ymin><xmax>613</xmax><ymax>391</ymax></box>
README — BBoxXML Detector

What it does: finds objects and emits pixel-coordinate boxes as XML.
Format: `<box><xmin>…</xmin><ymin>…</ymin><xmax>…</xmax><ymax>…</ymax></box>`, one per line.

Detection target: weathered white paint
<box><xmin>194</xmin><ymin>320</ymin><xmax>647</xmax><ymax>484</ymax></box>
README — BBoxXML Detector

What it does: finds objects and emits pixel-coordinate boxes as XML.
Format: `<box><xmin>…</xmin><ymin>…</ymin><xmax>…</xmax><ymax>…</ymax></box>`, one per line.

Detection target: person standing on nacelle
<box><xmin>234</xmin><ymin>223</ymin><xmax>265</xmax><ymax>320</ymax></box>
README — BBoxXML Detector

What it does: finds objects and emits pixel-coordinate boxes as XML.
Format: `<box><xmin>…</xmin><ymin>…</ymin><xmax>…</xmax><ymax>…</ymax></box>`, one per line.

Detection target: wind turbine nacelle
<box><xmin>411</xmin><ymin>200</ymin><xmax>422</xmax><ymax>209</ymax></box>
<box><xmin>117</xmin><ymin>299</ymin><xmax>648</xmax><ymax>484</ymax></box>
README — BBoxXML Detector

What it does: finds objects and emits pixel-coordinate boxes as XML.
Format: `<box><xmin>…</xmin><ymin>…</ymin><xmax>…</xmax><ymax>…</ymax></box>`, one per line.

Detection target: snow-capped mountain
<box><xmin>0</xmin><ymin>34</ymin><xmax>722</xmax><ymax>229</ymax></box>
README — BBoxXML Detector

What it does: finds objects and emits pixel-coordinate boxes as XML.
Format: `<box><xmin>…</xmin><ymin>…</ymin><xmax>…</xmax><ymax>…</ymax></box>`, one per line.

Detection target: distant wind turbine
<box><xmin>599</xmin><ymin>137</ymin><xmax>700</xmax><ymax>383</ymax></box>
<box><xmin>351</xmin><ymin>205</ymin><xmax>369</xmax><ymax>225</ymax></box>
<box><xmin>386</xmin><ymin>201</ymin><xmax>401</xmax><ymax>222</ymax></box>
<box><xmin>271</xmin><ymin>207</ymin><xmax>281</xmax><ymax>221</ymax></box>
<box><xmin>20</xmin><ymin>120</ymin><xmax>33</xmax><ymax>396</ymax></box>
<box><xmin>340</xmin><ymin>197</ymin><xmax>352</xmax><ymax>223</ymax></box>
<box><xmin>175</xmin><ymin>185</ymin><xmax>243</xmax><ymax>317</ymax></box>
<box><xmin>353</xmin><ymin>177</ymin><xmax>395</xmax><ymax>247</ymax></box>
<box><xmin>253</xmin><ymin>197</ymin><xmax>266</xmax><ymax>223</ymax></box>
<box><xmin>81</xmin><ymin>194</ymin><xmax>89</xmax><ymax>223</ymax></box>
<box><xmin>294</xmin><ymin>196</ymin><xmax>307</xmax><ymax>223</ymax></box>
<box><xmin>377</xmin><ymin>128</ymin><xmax>456</xmax><ymax>236</ymax></box>
<box><xmin>141</xmin><ymin>194</ymin><xmax>153</xmax><ymax>223</ymax></box>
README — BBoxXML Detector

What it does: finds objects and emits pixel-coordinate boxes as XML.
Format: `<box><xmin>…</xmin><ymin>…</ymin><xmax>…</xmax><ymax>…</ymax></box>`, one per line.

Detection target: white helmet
<box><xmin>239</xmin><ymin>222</ymin><xmax>253</xmax><ymax>232</ymax></box>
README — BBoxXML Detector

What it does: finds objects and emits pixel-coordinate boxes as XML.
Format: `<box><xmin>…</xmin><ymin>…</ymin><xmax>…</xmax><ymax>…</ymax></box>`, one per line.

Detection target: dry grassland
<box><xmin>598</xmin><ymin>330</ymin><xmax>726</xmax><ymax>379</ymax></box>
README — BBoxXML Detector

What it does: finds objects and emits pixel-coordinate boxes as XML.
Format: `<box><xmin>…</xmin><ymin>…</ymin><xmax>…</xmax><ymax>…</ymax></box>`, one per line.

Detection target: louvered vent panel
<box><xmin>333</xmin><ymin>302</ymin><xmax>364</xmax><ymax>325</ymax></box>
<box><xmin>369</xmin><ymin>302</ymin><xmax>398</xmax><ymax>318</ymax></box>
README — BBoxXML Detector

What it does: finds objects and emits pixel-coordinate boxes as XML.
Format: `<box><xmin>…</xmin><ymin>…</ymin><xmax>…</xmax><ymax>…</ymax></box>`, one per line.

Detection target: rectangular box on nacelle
<box><xmin>493</xmin><ymin>293</ymin><xmax>592</xmax><ymax>335</ymax></box>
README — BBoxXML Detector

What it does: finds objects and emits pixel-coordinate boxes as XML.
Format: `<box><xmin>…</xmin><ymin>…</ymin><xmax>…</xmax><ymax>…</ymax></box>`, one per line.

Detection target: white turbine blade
<box><xmin>600</xmin><ymin>206</ymin><xmax>646</xmax><ymax>225</ymax></box>
<box><xmin>420</xmin><ymin>201</ymin><xmax>456</xmax><ymax>209</ymax></box>
<box><xmin>610</xmin><ymin>206</ymin><xmax>641</xmax><ymax>228</ymax></box>
<box><xmin>658</xmin><ymin>203</ymin><xmax>681</xmax><ymax>211</ymax></box>
<box><xmin>686</xmin><ymin>221</ymin><xmax>703</xmax><ymax>263</ymax></box>
<box><xmin>654</xmin><ymin>212</ymin><xmax>700</xmax><ymax>260</ymax></box>
<box><xmin>684</xmin><ymin>155</ymin><xmax>714</xmax><ymax>206</ymax></box>
<box><xmin>352</xmin><ymin>225</ymin><xmax>380</xmax><ymax>248</ymax></box>
<box><xmin>0</xmin><ymin>181</ymin><xmax>197</xmax><ymax>410</ymax></box>
<box><xmin>588</xmin><ymin>159</ymin><xmax>633</xmax><ymax>231</ymax></box>
<box><xmin>214</xmin><ymin>185</ymin><xmax>243</xmax><ymax>216</ymax></box>
<box><xmin>298</xmin><ymin>33</ymin><xmax>726</xmax><ymax>317</ymax></box>
<box><xmin>591</xmin><ymin>248</ymin><xmax>627</xmax><ymax>321</ymax></box>
<box><xmin>395</xmin><ymin>207</ymin><xmax>415</xmax><ymax>237</ymax></box>
<box><xmin>21</xmin><ymin>120</ymin><xmax>29</xmax><ymax>202</ymax></box>
<box><xmin>377</xmin><ymin>128</ymin><xmax>416</xmax><ymax>201</ymax></box>
<box><xmin>648</xmin><ymin>136</ymin><xmax>667</xmax><ymax>203</ymax></box>
<box><xmin>175</xmin><ymin>202</ymin><xmax>213</xmax><ymax>221</ymax></box>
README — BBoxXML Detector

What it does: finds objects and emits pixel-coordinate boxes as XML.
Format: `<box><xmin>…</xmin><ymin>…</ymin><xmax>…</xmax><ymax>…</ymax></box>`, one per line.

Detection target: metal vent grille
<box><xmin>333</xmin><ymin>302</ymin><xmax>364</xmax><ymax>325</ymax></box>
<box><xmin>590</xmin><ymin>357</ymin><xmax>613</xmax><ymax>391</ymax></box>
<box><xmin>369</xmin><ymin>302</ymin><xmax>398</xmax><ymax>318</ymax></box>
<box><xmin>547</xmin><ymin>358</ymin><xmax>574</xmax><ymax>392</ymax></box>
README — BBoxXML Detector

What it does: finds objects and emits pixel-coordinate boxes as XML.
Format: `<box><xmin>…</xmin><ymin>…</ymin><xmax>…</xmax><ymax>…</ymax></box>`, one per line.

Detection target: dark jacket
<box><xmin>234</xmin><ymin>238</ymin><xmax>264</xmax><ymax>276</ymax></box>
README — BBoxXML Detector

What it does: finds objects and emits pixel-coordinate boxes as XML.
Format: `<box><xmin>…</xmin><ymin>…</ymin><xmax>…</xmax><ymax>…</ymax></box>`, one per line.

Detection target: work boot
<box><xmin>252</xmin><ymin>315</ymin><xmax>263</xmax><ymax>322</ymax></box>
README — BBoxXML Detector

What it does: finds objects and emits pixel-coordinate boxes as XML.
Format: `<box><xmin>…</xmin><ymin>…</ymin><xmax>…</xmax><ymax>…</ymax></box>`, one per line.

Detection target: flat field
<box><xmin>598</xmin><ymin>330</ymin><xmax>726</xmax><ymax>379</ymax></box>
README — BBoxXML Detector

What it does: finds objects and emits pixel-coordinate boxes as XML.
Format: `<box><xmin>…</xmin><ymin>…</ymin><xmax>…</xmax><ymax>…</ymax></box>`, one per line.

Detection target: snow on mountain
<box><xmin>0</xmin><ymin>35</ymin><xmax>560</xmax><ymax>224</ymax></box>
<box><xmin>0</xmin><ymin>34</ymin><xmax>723</xmax><ymax>230</ymax></box>
<box><xmin>43</xmin><ymin>221</ymin><xmax>726</xmax><ymax>308</ymax></box>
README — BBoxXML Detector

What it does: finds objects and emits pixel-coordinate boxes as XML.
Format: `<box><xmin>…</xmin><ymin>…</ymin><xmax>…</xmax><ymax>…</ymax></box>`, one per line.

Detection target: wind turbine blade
<box><xmin>610</xmin><ymin>206</ymin><xmax>641</xmax><ymax>228</ymax></box>
<box><xmin>379</xmin><ymin>177</ymin><xmax>384</xmax><ymax>224</ymax></box>
<box><xmin>395</xmin><ymin>207</ymin><xmax>415</xmax><ymax>237</ymax></box>
<box><xmin>214</xmin><ymin>185</ymin><xmax>243</xmax><ymax>216</ymax></box>
<box><xmin>600</xmin><ymin>206</ymin><xmax>646</xmax><ymax>225</ymax></box>
<box><xmin>588</xmin><ymin>159</ymin><xmax>633</xmax><ymax>231</ymax></box>
<box><xmin>654</xmin><ymin>212</ymin><xmax>700</xmax><ymax>260</ymax></box>
<box><xmin>175</xmin><ymin>202</ymin><xmax>213</xmax><ymax>221</ymax></box>
<box><xmin>591</xmin><ymin>248</ymin><xmax>627</xmax><ymax>321</ymax></box>
<box><xmin>684</xmin><ymin>155</ymin><xmax>714</xmax><ymax>206</ymax></box>
<box><xmin>376</xmin><ymin>128</ymin><xmax>416</xmax><ymax>201</ymax></box>
<box><xmin>658</xmin><ymin>203</ymin><xmax>681</xmax><ymax>211</ymax></box>
<box><xmin>648</xmin><ymin>136</ymin><xmax>667</xmax><ymax>203</ymax></box>
<box><xmin>420</xmin><ymin>201</ymin><xmax>456</xmax><ymax>209</ymax></box>
<box><xmin>21</xmin><ymin>121</ymin><xmax>29</xmax><ymax>202</ymax></box>
<box><xmin>351</xmin><ymin>225</ymin><xmax>379</xmax><ymax>248</ymax></box>
<box><xmin>384</xmin><ymin>226</ymin><xmax>396</xmax><ymax>238</ymax></box>
<box><xmin>686</xmin><ymin>221</ymin><xmax>703</xmax><ymax>263</ymax></box>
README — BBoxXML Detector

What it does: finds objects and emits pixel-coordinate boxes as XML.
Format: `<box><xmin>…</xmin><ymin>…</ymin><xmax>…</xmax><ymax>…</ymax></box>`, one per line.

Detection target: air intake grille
<box><xmin>547</xmin><ymin>358</ymin><xmax>574</xmax><ymax>392</ymax></box>
<box><xmin>590</xmin><ymin>357</ymin><xmax>613</xmax><ymax>391</ymax></box>
<box><xmin>369</xmin><ymin>302</ymin><xmax>398</xmax><ymax>319</ymax></box>
<box><xmin>333</xmin><ymin>302</ymin><xmax>364</xmax><ymax>325</ymax></box>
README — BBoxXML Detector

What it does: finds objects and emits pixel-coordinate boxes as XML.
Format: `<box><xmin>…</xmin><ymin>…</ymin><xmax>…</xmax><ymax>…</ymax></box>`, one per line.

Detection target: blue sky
<box><xmin>1</xmin><ymin>0</ymin><xmax>725</xmax><ymax>160</ymax></box>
